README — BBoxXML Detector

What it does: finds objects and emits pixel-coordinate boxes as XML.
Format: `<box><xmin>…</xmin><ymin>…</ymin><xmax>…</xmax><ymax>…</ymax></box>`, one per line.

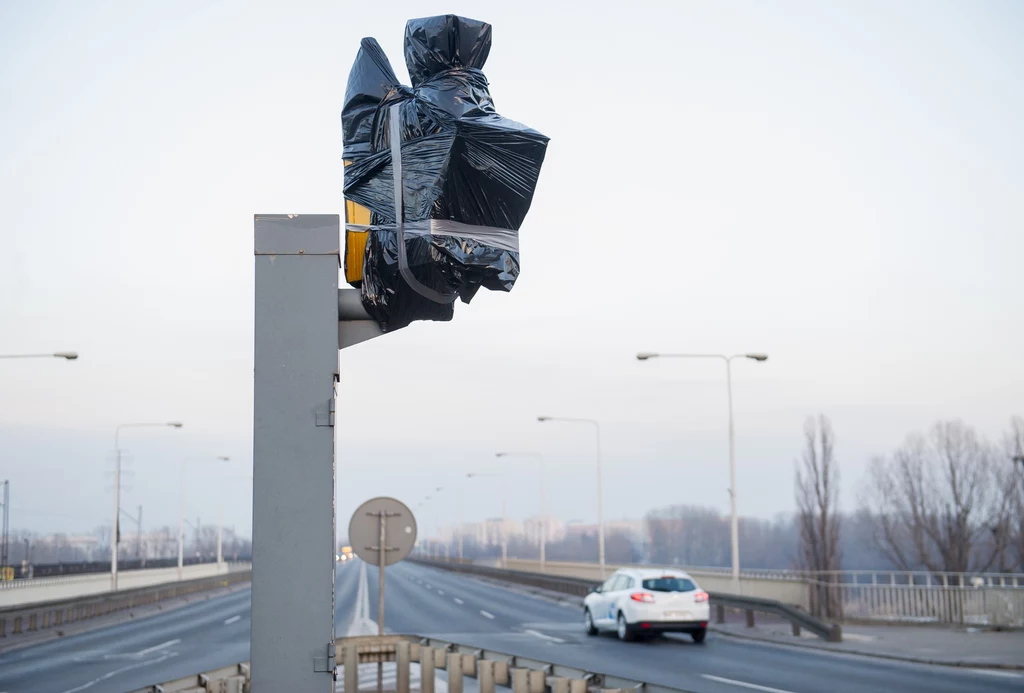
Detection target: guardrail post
<box><xmin>447</xmin><ymin>653</ymin><xmax>463</xmax><ymax>693</ymax></box>
<box><xmin>494</xmin><ymin>660</ymin><xmax>510</xmax><ymax>686</ymax></box>
<box><xmin>421</xmin><ymin>647</ymin><xmax>435</xmax><ymax>693</ymax></box>
<box><xmin>569</xmin><ymin>679</ymin><xmax>588</xmax><ymax>693</ymax></box>
<box><xmin>343</xmin><ymin>642</ymin><xmax>358</xmax><ymax>693</ymax></box>
<box><xmin>397</xmin><ymin>640</ymin><xmax>411</xmax><ymax>693</ymax></box>
<box><xmin>745</xmin><ymin>609</ymin><xmax>755</xmax><ymax>628</ymax></box>
<box><xmin>512</xmin><ymin>668</ymin><xmax>530</xmax><ymax>693</ymax></box>
<box><xmin>550</xmin><ymin>678</ymin><xmax>569</xmax><ymax>693</ymax></box>
<box><xmin>716</xmin><ymin>605</ymin><xmax>724</xmax><ymax>624</ymax></box>
<box><xmin>435</xmin><ymin>646</ymin><xmax>447</xmax><ymax>669</ymax></box>
<box><xmin>828</xmin><ymin>624</ymin><xmax>843</xmax><ymax>643</ymax></box>
<box><xmin>479</xmin><ymin>660</ymin><xmax>496</xmax><ymax>693</ymax></box>
<box><xmin>461</xmin><ymin>653</ymin><xmax>476</xmax><ymax>676</ymax></box>
<box><xmin>791</xmin><ymin>621</ymin><xmax>800</xmax><ymax>637</ymax></box>
<box><xmin>528</xmin><ymin>670</ymin><xmax>546</xmax><ymax>693</ymax></box>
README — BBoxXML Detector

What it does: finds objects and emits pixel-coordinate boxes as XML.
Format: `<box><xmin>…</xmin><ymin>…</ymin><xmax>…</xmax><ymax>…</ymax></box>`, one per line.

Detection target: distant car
<box><xmin>583</xmin><ymin>568</ymin><xmax>710</xmax><ymax>642</ymax></box>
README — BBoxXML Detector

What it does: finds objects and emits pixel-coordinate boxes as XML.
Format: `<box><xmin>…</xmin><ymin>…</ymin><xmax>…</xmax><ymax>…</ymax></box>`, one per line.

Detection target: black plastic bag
<box><xmin>342</xmin><ymin>14</ymin><xmax>549</xmax><ymax>332</ymax></box>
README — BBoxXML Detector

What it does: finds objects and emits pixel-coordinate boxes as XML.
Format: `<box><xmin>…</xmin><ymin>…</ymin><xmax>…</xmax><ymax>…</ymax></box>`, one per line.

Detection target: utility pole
<box><xmin>137</xmin><ymin>505</ymin><xmax>143</xmax><ymax>562</ymax></box>
<box><xmin>1</xmin><ymin>481</ymin><xmax>9</xmax><ymax>576</ymax></box>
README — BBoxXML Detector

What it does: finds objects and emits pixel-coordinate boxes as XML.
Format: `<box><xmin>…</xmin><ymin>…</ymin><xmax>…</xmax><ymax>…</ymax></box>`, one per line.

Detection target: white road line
<box><xmin>59</xmin><ymin>652</ymin><xmax>179</xmax><ymax>693</ymax></box>
<box><xmin>437</xmin><ymin>590</ymin><xmax>445</xmax><ymax>596</ymax></box>
<box><xmin>454</xmin><ymin>598</ymin><xmax>464</xmax><ymax>605</ymax></box>
<box><xmin>968</xmin><ymin>670</ymin><xmax>1023</xmax><ymax>679</ymax></box>
<box><xmin>524</xmin><ymin>629</ymin><xmax>565</xmax><ymax>643</ymax></box>
<box><xmin>480</xmin><ymin>610</ymin><xmax>495</xmax><ymax>619</ymax></box>
<box><xmin>134</xmin><ymin>639</ymin><xmax>181</xmax><ymax>657</ymax></box>
<box><xmin>701</xmin><ymin>674</ymin><xmax>796</xmax><ymax>693</ymax></box>
<box><xmin>223</xmin><ymin>615</ymin><xmax>241</xmax><ymax>625</ymax></box>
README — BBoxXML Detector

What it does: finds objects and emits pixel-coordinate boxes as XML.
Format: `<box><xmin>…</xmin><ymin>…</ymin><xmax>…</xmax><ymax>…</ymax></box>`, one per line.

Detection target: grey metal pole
<box><xmin>595</xmin><ymin>423</ymin><xmax>604</xmax><ymax>579</ymax></box>
<box><xmin>112</xmin><ymin>446</ymin><xmax>120</xmax><ymax>590</ymax></box>
<box><xmin>726</xmin><ymin>357</ymin><xmax>739</xmax><ymax>590</ymax></box>
<box><xmin>137</xmin><ymin>505</ymin><xmax>143</xmax><ymax>562</ymax></box>
<box><xmin>501</xmin><ymin>495</ymin><xmax>508</xmax><ymax>568</ymax></box>
<box><xmin>540</xmin><ymin>462</ymin><xmax>546</xmax><ymax>572</ymax></box>
<box><xmin>377</xmin><ymin>511</ymin><xmax>386</xmax><ymax>692</ymax></box>
<box><xmin>252</xmin><ymin>214</ymin><xmax>339</xmax><ymax>692</ymax></box>
<box><xmin>178</xmin><ymin>462</ymin><xmax>184</xmax><ymax>579</ymax></box>
<box><xmin>217</xmin><ymin>503</ymin><xmax>223</xmax><ymax>567</ymax></box>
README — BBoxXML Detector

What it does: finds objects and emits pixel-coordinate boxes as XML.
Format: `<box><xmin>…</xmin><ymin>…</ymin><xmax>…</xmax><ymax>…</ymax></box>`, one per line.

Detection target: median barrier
<box><xmin>0</xmin><ymin>567</ymin><xmax>251</xmax><ymax>641</ymax></box>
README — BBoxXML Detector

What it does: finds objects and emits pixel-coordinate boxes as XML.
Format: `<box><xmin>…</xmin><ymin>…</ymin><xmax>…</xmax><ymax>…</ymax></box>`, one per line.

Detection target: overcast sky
<box><xmin>1</xmin><ymin>1</ymin><xmax>1021</xmax><ymax>542</ymax></box>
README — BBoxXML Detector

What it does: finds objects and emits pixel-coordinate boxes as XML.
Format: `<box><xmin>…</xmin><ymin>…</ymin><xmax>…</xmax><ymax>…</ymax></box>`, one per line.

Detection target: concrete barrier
<box><xmin>500</xmin><ymin>559</ymin><xmax>810</xmax><ymax>610</ymax></box>
<box><xmin>0</xmin><ymin>562</ymin><xmax>249</xmax><ymax>608</ymax></box>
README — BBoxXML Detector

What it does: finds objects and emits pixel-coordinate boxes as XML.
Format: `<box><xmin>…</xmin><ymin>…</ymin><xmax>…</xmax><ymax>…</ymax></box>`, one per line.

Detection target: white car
<box><xmin>583</xmin><ymin>568</ymin><xmax>710</xmax><ymax>642</ymax></box>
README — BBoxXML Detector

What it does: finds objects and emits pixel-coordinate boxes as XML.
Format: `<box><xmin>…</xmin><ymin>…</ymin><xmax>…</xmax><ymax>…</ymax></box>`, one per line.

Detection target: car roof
<box><xmin>617</xmin><ymin>568</ymin><xmax>694</xmax><ymax>580</ymax></box>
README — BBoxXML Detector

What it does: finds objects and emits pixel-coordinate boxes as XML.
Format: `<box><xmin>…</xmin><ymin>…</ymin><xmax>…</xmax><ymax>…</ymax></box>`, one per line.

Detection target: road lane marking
<box><xmin>224</xmin><ymin>615</ymin><xmax>241</xmax><ymax>625</ymax></box>
<box><xmin>345</xmin><ymin>561</ymin><xmax>377</xmax><ymax>636</ymax></box>
<box><xmin>524</xmin><ymin>629</ymin><xmax>565</xmax><ymax>643</ymax></box>
<box><xmin>134</xmin><ymin>639</ymin><xmax>181</xmax><ymax>656</ymax></box>
<box><xmin>437</xmin><ymin>590</ymin><xmax>445</xmax><ymax>596</ymax></box>
<box><xmin>701</xmin><ymin>675</ymin><xmax>796</xmax><ymax>693</ymax></box>
<box><xmin>480</xmin><ymin>610</ymin><xmax>495</xmax><ymax>619</ymax></box>
<box><xmin>454</xmin><ymin>598</ymin><xmax>464</xmax><ymax>605</ymax></box>
<box><xmin>59</xmin><ymin>652</ymin><xmax>179</xmax><ymax>693</ymax></box>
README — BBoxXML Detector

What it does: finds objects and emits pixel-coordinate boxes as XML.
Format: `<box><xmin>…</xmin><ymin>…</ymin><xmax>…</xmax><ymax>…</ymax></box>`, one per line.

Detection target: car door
<box><xmin>592</xmin><ymin>574</ymin><xmax>624</xmax><ymax>627</ymax></box>
<box><xmin>599</xmin><ymin>575</ymin><xmax>631</xmax><ymax>625</ymax></box>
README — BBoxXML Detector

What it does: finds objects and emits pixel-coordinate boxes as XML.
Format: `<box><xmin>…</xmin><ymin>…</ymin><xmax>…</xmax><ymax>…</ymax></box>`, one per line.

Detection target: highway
<box><xmin>0</xmin><ymin>559</ymin><xmax>1021</xmax><ymax>693</ymax></box>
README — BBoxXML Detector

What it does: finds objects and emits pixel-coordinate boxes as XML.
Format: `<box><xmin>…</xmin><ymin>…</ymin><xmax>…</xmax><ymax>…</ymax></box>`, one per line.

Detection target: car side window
<box><xmin>623</xmin><ymin>576</ymin><xmax>635</xmax><ymax>590</ymax></box>
<box><xmin>600</xmin><ymin>576</ymin><xmax>618</xmax><ymax>593</ymax></box>
<box><xmin>611</xmin><ymin>575</ymin><xmax>629</xmax><ymax>591</ymax></box>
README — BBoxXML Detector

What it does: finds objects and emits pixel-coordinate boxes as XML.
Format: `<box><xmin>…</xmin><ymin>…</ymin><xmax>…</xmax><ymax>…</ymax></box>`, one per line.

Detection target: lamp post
<box><xmin>636</xmin><ymin>351</ymin><xmax>768</xmax><ymax>589</ymax></box>
<box><xmin>0</xmin><ymin>352</ymin><xmax>78</xmax><ymax>360</ymax></box>
<box><xmin>179</xmin><ymin>455</ymin><xmax>231</xmax><ymax>579</ymax></box>
<box><xmin>496</xmin><ymin>452</ymin><xmax>547</xmax><ymax>571</ymax></box>
<box><xmin>537</xmin><ymin>416</ymin><xmax>604</xmax><ymax>578</ymax></box>
<box><xmin>466</xmin><ymin>473</ymin><xmax>507</xmax><ymax>567</ymax></box>
<box><xmin>112</xmin><ymin>422</ymin><xmax>183</xmax><ymax>590</ymax></box>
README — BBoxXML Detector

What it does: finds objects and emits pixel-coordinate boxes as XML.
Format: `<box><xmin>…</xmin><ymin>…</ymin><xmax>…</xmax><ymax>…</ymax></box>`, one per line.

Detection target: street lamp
<box><xmin>537</xmin><ymin>416</ymin><xmax>605</xmax><ymax>578</ymax></box>
<box><xmin>178</xmin><ymin>455</ymin><xmax>232</xmax><ymax>579</ymax></box>
<box><xmin>496</xmin><ymin>452</ymin><xmax>547</xmax><ymax>571</ymax></box>
<box><xmin>112</xmin><ymin>422</ymin><xmax>184</xmax><ymax>590</ymax></box>
<box><xmin>0</xmin><ymin>351</ymin><xmax>78</xmax><ymax>360</ymax></box>
<box><xmin>466</xmin><ymin>472</ymin><xmax>507</xmax><ymax>567</ymax></box>
<box><xmin>636</xmin><ymin>351</ymin><xmax>768</xmax><ymax>589</ymax></box>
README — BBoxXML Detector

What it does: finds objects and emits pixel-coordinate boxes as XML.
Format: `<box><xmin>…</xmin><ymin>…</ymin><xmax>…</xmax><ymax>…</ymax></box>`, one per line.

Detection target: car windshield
<box><xmin>642</xmin><ymin>577</ymin><xmax>696</xmax><ymax>592</ymax></box>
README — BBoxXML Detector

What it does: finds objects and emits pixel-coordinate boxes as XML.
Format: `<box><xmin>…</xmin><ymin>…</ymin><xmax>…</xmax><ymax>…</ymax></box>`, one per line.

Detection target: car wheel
<box><xmin>584</xmin><ymin>609</ymin><xmax>598</xmax><ymax>636</ymax></box>
<box><xmin>616</xmin><ymin>613</ymin><xmax>634</xmax><ymax>642</ymax></box>
<box><xmin>691</xmin><ymin>628</ymin><xmax>707</xmax><ymax>644</ymax></box>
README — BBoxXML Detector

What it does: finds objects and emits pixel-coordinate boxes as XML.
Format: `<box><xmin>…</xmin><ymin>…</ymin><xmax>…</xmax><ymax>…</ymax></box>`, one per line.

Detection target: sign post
<box><xmin>349</xmin><ymin>496</ymin><xmax>417</xmax><ymax>692</ymax></box>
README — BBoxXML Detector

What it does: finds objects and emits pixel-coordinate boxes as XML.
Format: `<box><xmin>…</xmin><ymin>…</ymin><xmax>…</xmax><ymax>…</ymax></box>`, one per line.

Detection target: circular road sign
<box><xmin>348</xmin><ymin>496</ymin><xmax>417</xmax><ymax>566</ymax></box>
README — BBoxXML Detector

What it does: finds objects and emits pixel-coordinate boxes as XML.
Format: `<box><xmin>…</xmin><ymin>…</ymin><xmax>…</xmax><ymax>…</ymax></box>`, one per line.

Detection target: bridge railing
<box><xmin>129</xmin><ymin>634</ymin><xmax>701</xmax><ymax>693</ymax></box>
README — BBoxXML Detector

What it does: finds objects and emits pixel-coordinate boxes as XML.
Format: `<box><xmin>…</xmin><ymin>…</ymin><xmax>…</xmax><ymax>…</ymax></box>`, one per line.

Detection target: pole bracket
<box><xmin>313</xmin><ymin>642</ymin><xmax>336</xmax><ymax>673</ymax></box>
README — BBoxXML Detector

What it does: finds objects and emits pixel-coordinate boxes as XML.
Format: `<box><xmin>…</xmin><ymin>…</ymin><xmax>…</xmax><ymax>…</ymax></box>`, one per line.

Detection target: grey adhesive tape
<box><xmin>389</xmin><ymin>103</ymin><xmax>458</xmax><ymax>305</ymax></box>
<box><xmin>346</xmin><ymin>219</ymin><xmax>519</xmax><ymax>253</ymax></box>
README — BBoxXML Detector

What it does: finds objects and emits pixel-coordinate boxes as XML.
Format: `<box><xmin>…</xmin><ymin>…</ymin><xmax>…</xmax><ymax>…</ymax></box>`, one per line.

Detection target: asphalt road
<box><xmin>1</xmin><ymin>559</ymin><xmax>1021</xmax><ymax>693</ymax></box>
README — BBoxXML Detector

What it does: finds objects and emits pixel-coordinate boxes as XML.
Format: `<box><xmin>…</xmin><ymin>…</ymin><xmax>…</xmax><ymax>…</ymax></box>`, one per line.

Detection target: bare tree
<box><xmin>863</xmin><ymin>420</ymin><xmax>1012</xmax><ymax>577</ymax></box>
<box><xmin>795</xmin><ymin>415</ymin><xmax>841</xmax><ymax>617</ymax></box>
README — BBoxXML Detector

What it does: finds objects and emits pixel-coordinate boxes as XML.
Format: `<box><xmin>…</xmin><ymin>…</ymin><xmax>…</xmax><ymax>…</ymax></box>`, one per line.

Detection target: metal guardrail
<box><xmin>411</xmin><ymin>557</ymin><xmax>841</xmax><ymax>642</ymax></box>
<box><xmin>130</xmin><ymin>634</ymin><xmax>700</xmax><ymax>693</ymax></box>
<box><xmin>0</xmin><ymin>569</ymin><xmax>251</xmax><ymax>640</ymax></box>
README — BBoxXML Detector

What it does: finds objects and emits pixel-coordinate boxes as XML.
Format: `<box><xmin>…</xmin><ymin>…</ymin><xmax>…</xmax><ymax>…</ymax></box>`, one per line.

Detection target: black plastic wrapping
<box><xmin>342</xmin><ymin>14</ymin><xmax>549</xmax><ymax>332</ymax></box>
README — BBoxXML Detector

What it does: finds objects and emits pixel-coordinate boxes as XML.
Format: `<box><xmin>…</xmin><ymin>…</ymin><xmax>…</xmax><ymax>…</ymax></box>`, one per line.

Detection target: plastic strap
<box><xmin>389</xmin><ymin>103</ymin><xmax>458</xmax><ymax>305</ymax></box>
<box><xmin>346</xmin><ymin>219</ymin><xmax>518</xmax><ymax>253</ymax></box>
